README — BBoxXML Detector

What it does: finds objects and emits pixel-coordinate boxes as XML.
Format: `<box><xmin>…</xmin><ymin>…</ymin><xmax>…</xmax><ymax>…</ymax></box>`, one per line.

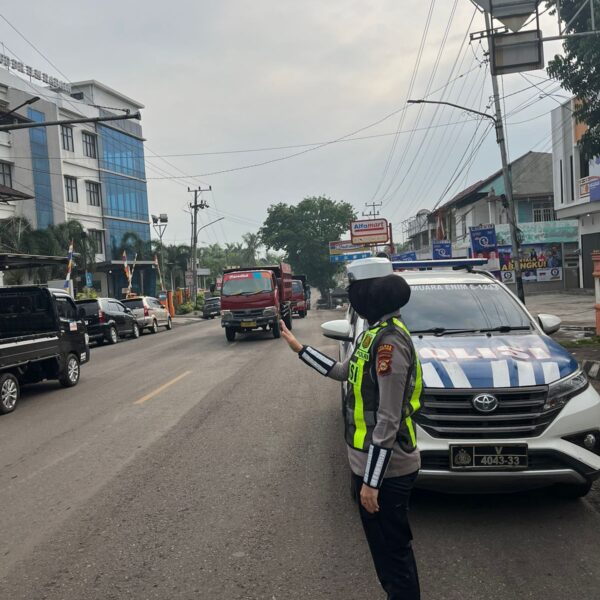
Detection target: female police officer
<box><xmin>280</xmin><ymin>257</ymin><xmax>422</xmax><ymax>600</ymax></box>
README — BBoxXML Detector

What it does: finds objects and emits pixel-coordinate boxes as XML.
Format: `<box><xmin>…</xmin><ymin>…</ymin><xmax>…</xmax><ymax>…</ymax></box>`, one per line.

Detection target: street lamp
<box><xmin>0</xmin><ymin>96</ymin><xmax>40</xmax><ymax>121</ymax></box>
<box><xmin>192</xmin><ymin>216</ymin><xmax>225</xmax><ymax>303</ymax></box>
<box><xmin>151</xmin><ymin>213</ymin><xmax>168</xmax><ymax>290</ymax></box>
<box><xmin>407</xmin><ymin>98</ymin><xmax>525</xmax><ymax>302</ymax></box>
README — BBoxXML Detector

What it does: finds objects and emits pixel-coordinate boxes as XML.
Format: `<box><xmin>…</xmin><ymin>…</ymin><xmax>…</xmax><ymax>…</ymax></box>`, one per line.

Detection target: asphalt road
<box><xmin>1</xmin><ymin>312</ymin><xmax>600</xmax><ymax>600</ymax></box>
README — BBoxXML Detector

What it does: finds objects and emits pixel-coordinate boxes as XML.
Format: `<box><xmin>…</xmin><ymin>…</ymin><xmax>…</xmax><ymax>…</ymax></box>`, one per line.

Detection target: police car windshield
<box><xmin>222</xmin><ymin>275</ymin><xmax>273</xmax><ymax>296</ymax></box>
<box><xmin>402</xmin><ymin>283</ymin><xmax>531</xmax><ymax>334</ymax></box>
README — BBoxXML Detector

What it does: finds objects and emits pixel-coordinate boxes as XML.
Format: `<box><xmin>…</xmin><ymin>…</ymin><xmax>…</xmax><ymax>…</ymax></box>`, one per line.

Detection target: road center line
<box><xmin>133</xmin><ymin>371</ymin><xmax>192</xmax><ymax>406</ymax></box>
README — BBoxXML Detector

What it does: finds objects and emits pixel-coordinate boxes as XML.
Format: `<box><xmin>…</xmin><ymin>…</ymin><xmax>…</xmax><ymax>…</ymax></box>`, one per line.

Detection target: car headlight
<box><xmin>221</xmin><ymin>310</ymin><xmax>232</xmax><ymax>319</ymax></box>
<box><xmin>263</xmin><ymin>306</ymin><xmax>277</xmax><ymax>317</ymax></box>
<box><xmin>544</xmin><ymin>370</ymin><xmax>589</xmax><ymax>411</ymax></box>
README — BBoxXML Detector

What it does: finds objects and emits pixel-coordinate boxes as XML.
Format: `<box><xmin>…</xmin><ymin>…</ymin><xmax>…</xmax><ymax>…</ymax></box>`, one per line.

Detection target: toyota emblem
<box><xmin>472</xmin><ymin>393</ymin><xmax>499</xmax><ymax>413</ymax></box>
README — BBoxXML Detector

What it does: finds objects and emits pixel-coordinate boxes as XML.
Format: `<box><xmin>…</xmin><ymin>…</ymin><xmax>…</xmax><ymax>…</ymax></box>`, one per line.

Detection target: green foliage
<box><xmin>546</xmin><ymin>1</ymin><xmax>600</xmax><ymax>157</ymax></box>
<box><xmin>176</xmin><ymin>301</ymin><xmax>194</xmax><ymax>315</ymax></box>
<box><xmin>259</xmin><ymin>196</ymin><xmax>356</xmax><ymax>293</ymax></box>
<box><xmin>76</xmin><ymin>288</ymin><xmax>98</xmax><ymax>300</ymax></box>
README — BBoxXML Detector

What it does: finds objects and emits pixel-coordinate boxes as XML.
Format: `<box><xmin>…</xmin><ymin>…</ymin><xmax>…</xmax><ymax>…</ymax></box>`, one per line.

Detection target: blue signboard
<box><xmin>469</xmin><ymin>225</ymin><xmax>497</xmax><ymax>254</ymax></box>
<box><xmin>432</xmin><ymin>241</ymin><xmax>452</xmax><ymax>259</ymax></box>
<box><xmin>85</xmin><ymin>271</ymin><xmax>93</xmax><ymax>287</ymax></box>
<box><xmin>392</xmin><ymin>251</ymin><xmax>417</xmax><ymax>261</ymax></box>
<box><xmin>329</xmin><ymin>252</ymin><xmax>371</xmax><ymax>263</ymax></box>
<box><xmin>590</xmin><ymin>178</ymin><xmax>600</xmax><ymax>202</ymax></box>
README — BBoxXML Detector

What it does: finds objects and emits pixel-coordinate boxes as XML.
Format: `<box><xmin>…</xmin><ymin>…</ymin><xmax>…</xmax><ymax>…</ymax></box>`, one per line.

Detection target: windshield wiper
<box><xmin>412</xmin><ymin>327</ymin><xmax>477</xmax><ymax>337</ymax></box>
<box><xmin>240</xmin><ymin>290</ymin><xmax>269</xmax><ymax>295</ymax></box>
<box><xmin>478</xmin><ymin>325</ymin><xmax>531</xmax><ymax>333</ymax></box>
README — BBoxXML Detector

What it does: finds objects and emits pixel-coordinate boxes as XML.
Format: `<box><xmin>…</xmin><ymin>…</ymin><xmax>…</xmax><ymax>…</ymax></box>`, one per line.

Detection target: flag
<box><xmin>154</xmin><ymin>254</ymin><xmax>165</xmax><ymax>291</ymax></box>
<box><xmin>63</xmin><ymin>240</ymin><xmax>74</xmax><ymax>289</ymax></box>
<box><xmin>435</xmin><ymin>212</ymin><xmax>445</xmax><ymax>241</ymax></box>
<box><xmin>122</xmin><ymin>250</ymin><xmax>130</xmax><ymax>283</ymax></box>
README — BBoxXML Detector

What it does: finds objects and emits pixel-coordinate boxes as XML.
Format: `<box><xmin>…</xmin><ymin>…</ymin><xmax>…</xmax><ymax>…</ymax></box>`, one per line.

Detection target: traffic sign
<box><xmin>471</xmin><ymin>0</ymin><xmax>541</xmax><ymax>33</ymax></box>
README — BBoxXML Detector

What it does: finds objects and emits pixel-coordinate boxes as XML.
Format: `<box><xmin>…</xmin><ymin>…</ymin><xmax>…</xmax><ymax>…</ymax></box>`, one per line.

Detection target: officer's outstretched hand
<box><xmin>280</xmin><ymin>320</ymin><xmax>302</xmax><ymax>353</ymax></box>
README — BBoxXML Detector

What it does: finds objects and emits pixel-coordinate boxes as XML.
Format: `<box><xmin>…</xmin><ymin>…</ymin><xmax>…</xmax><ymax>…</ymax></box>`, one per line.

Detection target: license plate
<box><xmin>450</xmin><ymin>444</ymin><xmax>528</xmax><ymax>470</ymax></box>
<box><xmin>241</xmin><ymin>321</ymin><xmax>257</xmax><ymax>328</ymax></box>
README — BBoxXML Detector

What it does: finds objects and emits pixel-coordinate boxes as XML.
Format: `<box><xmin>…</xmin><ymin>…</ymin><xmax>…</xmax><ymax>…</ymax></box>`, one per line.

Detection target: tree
<box><xmin>241</xmin><ymin>232</ymin><xmax>262</xmax><ymax>265</ymax></box>
<box><xmin>547</xmin><ymin>1</ymin><xmax>600</xmax><ymax>157</ymax></box>
<box><xmin>260</xmin><ymin>196</ymin><xmax>356</xmax><ymax>294</ymax></box>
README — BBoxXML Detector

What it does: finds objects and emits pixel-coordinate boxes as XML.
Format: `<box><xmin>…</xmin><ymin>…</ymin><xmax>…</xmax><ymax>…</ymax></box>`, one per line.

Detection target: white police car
<box><xmin>322</xmin><ymin>262</ymin><xmax>600</xmax><ymax>497</ymax></box>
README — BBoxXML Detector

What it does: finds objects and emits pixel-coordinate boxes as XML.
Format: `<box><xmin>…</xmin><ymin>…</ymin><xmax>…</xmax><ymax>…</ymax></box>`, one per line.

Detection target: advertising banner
<box><xmin>432</xmin><ymin>240</ymin><xmax>452</xmax><ymax>259</ymax></box>
<box><xmin>350</xmin><ymin>219</ymin><xmax>389</xmax><ymax>244</ymax></box>
<box><xmin>498</xmin><ymin>243</ymin><xmax>563</xmax><ymax>283</ymax></box>
<box><xmin>469</xmin><ymin>225</ymin><xmax>499</xmax><ymax>271</ymax></box>
<box><xmin>392</xmin><ymin>251</ymin><xmax>418</xmax><ymax>261</ymax></box>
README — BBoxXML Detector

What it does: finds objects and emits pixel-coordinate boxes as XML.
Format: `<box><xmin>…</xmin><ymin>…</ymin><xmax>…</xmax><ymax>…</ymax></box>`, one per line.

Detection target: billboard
<box><xmin>469</xmin><ymin>224</ymin><xmax>499</xmax><ymax>271</ymax></box>
<box><xmin>432</xmin><ymin>241</ymin><xmax>452</xmax><ymax>259</ymax></box>
<box><xmin>328</xmin><ymin>240</ymin><xmax>369</xmax><ymax>255</ymax></box>
<box><xmin>499</xmin><ymin>243</ymin><xmax>563</xmax><ymax>283</ymax></box>
<box><xmin>350</xmin><ymin>219</ymin><xmax>389</xmax><ymax>244</ymax></box>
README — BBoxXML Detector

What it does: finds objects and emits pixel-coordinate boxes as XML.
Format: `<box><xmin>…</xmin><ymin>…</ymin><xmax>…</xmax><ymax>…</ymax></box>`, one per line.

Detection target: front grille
<box><xmin>231</xmin><ymin>308</ymin><xmax>264</xmax><ymax>319</ymax></box>
<box><xmin>414</xmin><ymin>386</ymin><xmax>559</xmax><ymax>439</ymax></box>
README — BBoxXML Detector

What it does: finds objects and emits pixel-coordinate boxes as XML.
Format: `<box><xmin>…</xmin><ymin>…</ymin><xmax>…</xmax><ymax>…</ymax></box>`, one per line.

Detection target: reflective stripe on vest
<box><xmin>347</xmin><ymin>318</ymin><xmax>422</xmax><ymax>451</ymax></box>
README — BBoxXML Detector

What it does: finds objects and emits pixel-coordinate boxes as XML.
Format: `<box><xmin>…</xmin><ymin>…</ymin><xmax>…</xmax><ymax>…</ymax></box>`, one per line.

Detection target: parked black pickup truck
<box><xmin>0</xmin><ymin>286</ymin><xmax>90</xmax><ymax>414</ymax></box>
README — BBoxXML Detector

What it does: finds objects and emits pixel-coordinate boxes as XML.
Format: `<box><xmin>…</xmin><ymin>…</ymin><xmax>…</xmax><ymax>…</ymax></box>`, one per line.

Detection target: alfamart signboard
<box><xmin>350</xmin><ymin>218</ymin><xmax>389</xmax><ymax>244</ymax></box>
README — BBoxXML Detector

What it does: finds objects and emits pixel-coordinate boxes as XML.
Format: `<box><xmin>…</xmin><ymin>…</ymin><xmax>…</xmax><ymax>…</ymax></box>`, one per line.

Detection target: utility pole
<box><xmin>188</xmin><ymin>185</ymin><xmax>211</xmax><ymax>304</ymax></box>
<box><xmin>484</xmin><ymin>10</ymin><xmax>525</xmax><ymax>303</ymax></box>
<box><xmin>363</xmin><ymin>201</ymin><xmax>382</xmax><ymax>219</ymax></box>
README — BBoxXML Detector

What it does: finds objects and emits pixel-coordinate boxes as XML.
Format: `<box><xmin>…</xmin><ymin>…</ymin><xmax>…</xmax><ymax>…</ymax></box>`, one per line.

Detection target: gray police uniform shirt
<box><xmin>327</xmin><ymin>311</ymin><xmax>421</xmax><ymax>479</ymax></box>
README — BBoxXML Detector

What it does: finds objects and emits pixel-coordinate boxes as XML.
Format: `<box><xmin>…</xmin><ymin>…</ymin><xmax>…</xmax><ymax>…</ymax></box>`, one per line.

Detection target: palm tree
<box><xmin>242</xmin><ymin>232</ymin><xmax>262</xmax><ymax>265</ymax></box>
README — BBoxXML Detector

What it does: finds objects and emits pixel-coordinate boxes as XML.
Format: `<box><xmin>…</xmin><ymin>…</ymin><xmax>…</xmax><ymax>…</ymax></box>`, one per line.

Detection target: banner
<box><xmin>469</xmin><ymin>225</ymin><xmax>499</xmax><ymax>271</ymax></box>
<box><xmin>329</xmin><ymin>252</ymin><xmax>371</xmax><ymax>263</ymax></box>
<box><xmin>328</xmin><ymin>240</ymin><xmax>369</xmax><ymax>255</ymax></box>
<box><xmin>392</xmin><ymin>251</ymin><xmax>417</xmax><ymax>261</ymax></box>
<box><xmin>63</xmin><ymin>240</ymin><xmax>74</xmax><ymax>290</ymax></box>
<box><xmin>432</xmin><ymin>240</ymin><xmax>452</xmax><ymax>259</ymax></box>
<box><xmin>499</xmin><ymin>243</ymin><xmax>563</xmax><ymax>283</ymax></box>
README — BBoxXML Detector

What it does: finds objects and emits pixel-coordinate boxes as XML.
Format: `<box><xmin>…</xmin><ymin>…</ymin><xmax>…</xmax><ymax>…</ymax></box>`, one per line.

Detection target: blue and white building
<box><xmin>0</xmin><ymin>63</ymin><xmax>154</xmax><ymax>295</ymax></box>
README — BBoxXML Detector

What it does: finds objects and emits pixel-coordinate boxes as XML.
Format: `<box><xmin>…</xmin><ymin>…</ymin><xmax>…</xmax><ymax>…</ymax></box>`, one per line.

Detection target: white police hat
<box><xmin>346</xmin><ymin>257</ymin><xmax>393</xmax><ymax>284</ymax></box>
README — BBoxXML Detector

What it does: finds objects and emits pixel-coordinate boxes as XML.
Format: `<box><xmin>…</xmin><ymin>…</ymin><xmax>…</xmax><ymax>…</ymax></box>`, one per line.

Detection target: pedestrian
<box><xmin>280</xmin><ymin>257</ymin><xmax>422</xmax><ymax>600</ymax></box>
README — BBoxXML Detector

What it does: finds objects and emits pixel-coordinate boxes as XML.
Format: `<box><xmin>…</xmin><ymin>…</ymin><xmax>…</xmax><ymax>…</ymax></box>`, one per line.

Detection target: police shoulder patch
<box><xmin>376</xmin><ymin>354</ymin><xmax>392</xmax><ymax>376</ymax></box>
<box><xmin>377</xmin><ymin>343</ymin><xmax>394</xmax><ymax>354</ymax></box>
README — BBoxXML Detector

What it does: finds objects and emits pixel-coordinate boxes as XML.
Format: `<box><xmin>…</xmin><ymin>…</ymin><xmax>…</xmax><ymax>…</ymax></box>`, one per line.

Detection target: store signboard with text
<box><xmin>350</xmin><ymin>219</ymin><xmax>389</xmax><ymax>244</ymax></box>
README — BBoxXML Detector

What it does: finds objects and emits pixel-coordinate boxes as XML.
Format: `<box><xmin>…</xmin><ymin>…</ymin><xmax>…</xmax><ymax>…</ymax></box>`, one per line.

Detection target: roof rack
<box><xmin>391</xmin><ymin>258</ymin><xmax>489</xmax><ymax>271</ymax></box>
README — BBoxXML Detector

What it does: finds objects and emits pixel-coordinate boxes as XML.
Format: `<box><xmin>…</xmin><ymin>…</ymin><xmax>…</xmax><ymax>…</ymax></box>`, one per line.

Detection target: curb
<box><xmin>581</xmin><ymin>360</ymin><xmax>600</xmax><ymax>380</ymax></box>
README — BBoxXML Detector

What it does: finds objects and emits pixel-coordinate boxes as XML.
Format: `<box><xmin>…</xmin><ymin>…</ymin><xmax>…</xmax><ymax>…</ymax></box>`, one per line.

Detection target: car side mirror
<box><xmin>321</xmin><ymin>319</ymin><xmax>353</xmax><ymax>342</ymax></box>
<box><xmin>538</xmin><ymin>313</ymin><xmax>561</xmax><ymax>335</ymax></box>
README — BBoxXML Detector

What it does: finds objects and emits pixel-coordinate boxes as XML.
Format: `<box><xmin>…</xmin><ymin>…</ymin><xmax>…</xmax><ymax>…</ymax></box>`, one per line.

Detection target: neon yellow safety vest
<box><xmin>344</xmin><ymin>317</ymin><xmax>422</xmax><ymax>453</ymax></box>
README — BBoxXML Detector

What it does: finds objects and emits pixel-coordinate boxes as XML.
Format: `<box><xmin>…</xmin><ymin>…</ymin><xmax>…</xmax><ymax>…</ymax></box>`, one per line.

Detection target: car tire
<box><xmin>272</xmin><ymin>320</ymin><xmax>281</xmax><ymax>339</ymax></box>
<box><xmin>553</xmin><ymin>480</ymin><xmax>593</xmax><ymax>499</ymax></box>
<box><xmin>166</xmin><ymin>317</ymin><xmax>173</xmax><ymax>330</ymax></box>
<box><xmin>298</xmin><ymin>310</ymin><xmax>306</xmax><ymax>319</ymax></box>
<box><xmin>131</xmin><ymin>323</ymin><xmax>140</xmax><ymax>339</ymax></box>
<box><xmin>225</xmin><ymin>327</ymin><xmax>236</xmax><ymax>342</ymax></box>
<box><xmin>284</xmin><ymin>312</ymin><xmax>292</xmax><ymax>331</ymax></box>
<box><xmin>59</xmin><ymin>354</ymin><xmax>80</xmax><ymax>388</ymax></box>
<box><xmin>107</xmin><ymin>326</ymin><xmax>118</xmax><ymax>345</ymax></box>
<box><xmin>0</xmin><ymin>373</ymin><xmax>19</xmax><ymax>414</ymax></box>
<box><xmin>150</xmin><ymin>319</ymin><xmax>159</xmax><ymax>334</ymax></box>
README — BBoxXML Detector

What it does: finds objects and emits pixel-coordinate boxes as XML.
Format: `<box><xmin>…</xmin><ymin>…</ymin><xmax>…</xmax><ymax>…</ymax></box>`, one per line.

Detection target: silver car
<box><xmin>121</xmin><ymin>296</ymin><xmax>172</xmax><ymax>334</ymax></box>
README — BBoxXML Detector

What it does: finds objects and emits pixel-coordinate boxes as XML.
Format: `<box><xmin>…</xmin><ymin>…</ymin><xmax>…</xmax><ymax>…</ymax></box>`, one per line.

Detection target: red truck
<box><xmin>291</xmin><ymin>276</ymin><xmax>308</xmax><ymax>318</ymax></box>
<box><xmin>220</xmin><ymin>263</ymin><xmax>293</xmax><ymax>342</ymax></box>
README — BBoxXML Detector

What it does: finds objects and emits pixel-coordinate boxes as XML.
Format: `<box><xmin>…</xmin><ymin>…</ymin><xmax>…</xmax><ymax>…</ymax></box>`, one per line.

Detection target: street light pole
<box><xmin>408</xmin><ymin>88</ymin><xmax>525</xmax><ymax>301</ymax></box>
<box><xmin>151</xmin><ymin>214</ymin><xmax>168</xmax><ymax>291</ymax></box>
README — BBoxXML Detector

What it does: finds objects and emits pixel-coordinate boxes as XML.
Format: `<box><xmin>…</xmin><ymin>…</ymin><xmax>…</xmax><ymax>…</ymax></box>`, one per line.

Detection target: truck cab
<box><xmin>221</xmin><ymin>263</ymin><xmax>293</xmax><ymax>342</ymax></box>
<box><xmin>291</xmin><ymin>279</ymin><xmax>307</xmax><ymax>318</ymax></box>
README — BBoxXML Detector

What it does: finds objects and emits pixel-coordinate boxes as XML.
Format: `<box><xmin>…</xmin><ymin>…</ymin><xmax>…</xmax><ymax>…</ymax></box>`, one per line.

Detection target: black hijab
<box><xmin>348</xmin><ymin>274</ymin><xmax>411</xmax><ymax>325</ymax></box>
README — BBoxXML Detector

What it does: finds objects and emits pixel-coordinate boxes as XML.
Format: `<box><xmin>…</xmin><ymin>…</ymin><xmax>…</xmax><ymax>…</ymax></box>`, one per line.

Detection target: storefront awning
<box><xmin>0</xmin><ymin>184</ymin><xmax>33</xmax><ymax>203</ymax></box>
<box><xmin>0</xmin><ymin>252</ymin><xmax>69</xmax><ymax>270</ymax></box>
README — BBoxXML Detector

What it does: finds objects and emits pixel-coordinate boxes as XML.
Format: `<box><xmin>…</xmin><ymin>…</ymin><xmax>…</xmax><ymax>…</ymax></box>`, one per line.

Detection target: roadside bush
<box><xmin>76</xmin><ymin>287</ymin><xmax>98</xmax><ymax>300</ymax></box>
<box><xmin>177</xmin><ymin>301</ymin><xmax>194</xmax><ymax>315</ymax></box>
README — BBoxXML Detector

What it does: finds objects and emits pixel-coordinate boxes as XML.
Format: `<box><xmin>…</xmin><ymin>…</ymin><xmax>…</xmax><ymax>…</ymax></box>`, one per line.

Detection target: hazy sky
<box><xmin>0</xmin><ymin>1</ymin><xmax>565</xmax><ymax>248</ymax></box>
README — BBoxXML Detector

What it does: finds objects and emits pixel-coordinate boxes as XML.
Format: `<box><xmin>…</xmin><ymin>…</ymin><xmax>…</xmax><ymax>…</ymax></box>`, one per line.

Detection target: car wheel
<box><xmin>225</xmin><ymin>327</ymin><xmax>236</xmax><ymax>342</ymax></box>
<box><xmin>298</xmin><ymin>310</ymin><xmax>306</xmax><ymax>318</ymax></box>
<box><xmin>131</xmin><ymin>323</ymin><xmax>140</xmax><ymax>339</ymax></box>
<box><xmin>0</xmin><ymin>373</ymin><xmax>19</xmax><ymax>414</ymax></box>
<box><xmin>107</xmin><ymin>326</ymin><xmax>118</xmax><ymax>345</ymax></box>
<box><xmin>166</xmin><ymin>317</ymin><xmax>173</xmax><ymax>330</ymax></box>
<box><xmin>272</xmin><ymin>320</ymin><xmax>281</xmax><ymax>339</ymax></box>
<box><xmin>150</xmin><ymin>319</ymin><xmax>159</xmax><ymax>334</ymax></box>
<box><xmin>284</xmin><ymin>312</ymin><xmax>292</xmax><ymax>331</ymax></box>
<box><xmin>59</xmin><ymin>354</ymin><xmax>80</xmax><ymax>388</ymax></box>
<box><xmin>553</xmin><ymin>480</ymin><xmax>593</xmax><ymax>499</ymax></box>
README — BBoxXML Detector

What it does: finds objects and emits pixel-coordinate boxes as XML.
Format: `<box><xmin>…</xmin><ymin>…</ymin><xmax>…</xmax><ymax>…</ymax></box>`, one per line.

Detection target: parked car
<box><xmin>121</xmin><ymin>296</ymin><xmax>172</xmax><ymax>333</ymax></box>
<box><xmin>323</xmin><ymin>265</ymin><xmax>600</xmax><ymax>498</ymax></box>
<box><xmin>202</xmin><ymin>296</ymin><xmax>221</xmax><ymax>319</ymax></box>
<box><xmin>0</xmin><ymin>286</ymin><xmax>89</xmax><ymax>414</ymax></box>
<box><xmin>75</xmin><ymin>298</ymin><xmax>139</xmax><ymax>344</ymax></box>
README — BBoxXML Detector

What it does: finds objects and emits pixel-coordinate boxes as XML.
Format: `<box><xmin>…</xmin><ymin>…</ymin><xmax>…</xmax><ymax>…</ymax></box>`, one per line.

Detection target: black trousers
<box><xmin>352</xmin><ymin>472</ymin><xmax>420</xmax><ymax>600</ymax></box>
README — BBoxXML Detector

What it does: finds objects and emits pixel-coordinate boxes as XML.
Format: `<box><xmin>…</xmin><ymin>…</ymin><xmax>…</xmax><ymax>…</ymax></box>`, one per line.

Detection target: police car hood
<box><xmin>412</xmin><ymin>334</ymin><xmax>578</xmax><ymax>389</ymax></box>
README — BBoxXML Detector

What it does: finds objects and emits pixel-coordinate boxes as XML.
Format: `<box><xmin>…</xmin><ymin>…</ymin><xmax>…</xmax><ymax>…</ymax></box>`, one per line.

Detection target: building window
<box><xmin>89</xmin><ymin>229</ymin><xmax>104</xmax><ymax>254</ymax></box>
<box><xmin>580</xmin><ymin>150</ymin><xmax>590</xmax><ymax>179</ymax></box>
<box><xmin>0</xmin><ymin>161</ymin><xmax>12</xmax><ymax>188</ymax></box>
<box><xmin>559</xmin><ymin>159</ymin><xmax>564</xmax><ymax>204</ymax></box>
<box><xmin>82</xmin><ymin>131</ymin><xmax>97</xmax><ymax>159</ymax></box>
<box><xmin>533</xmin><ymin>205</ymin><xmax>555</xmax><ymax>222</ymax></box>
<box><xmin>64</xmin><ymin>176</ymin><xmax>78</xmax><ymax>203</ymax></box>
<box><xmin>61</xmin><ymin>126</ymin><xmax>74</xmax><ymax>152</ymax></box>
<box><xmin>86</xmin><ymin>180</ymin><xmax>101</xmax><ymax>206</ymax></box>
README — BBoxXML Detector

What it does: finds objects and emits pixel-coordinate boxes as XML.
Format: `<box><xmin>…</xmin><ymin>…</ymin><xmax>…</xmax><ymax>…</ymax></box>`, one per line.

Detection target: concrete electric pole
<box><xmin>188</xmin><ymin>185</ymin><xmax>212</xmax><ymax>304</ymax></box>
